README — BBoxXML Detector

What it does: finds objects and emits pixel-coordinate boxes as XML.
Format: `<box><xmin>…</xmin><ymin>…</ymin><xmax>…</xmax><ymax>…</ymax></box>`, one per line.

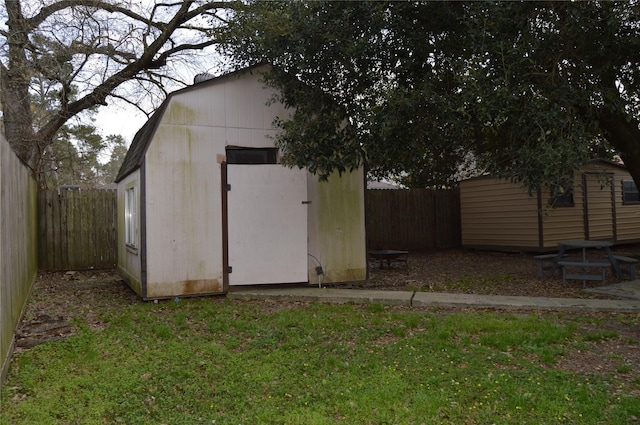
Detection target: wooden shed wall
<box><xmin>144</xmin><ymin>125</ymin><xmax>224</xmax><ymax>298</ymax></box>
<box><xmin>583</xmin><ymin>173</ymin><xmax>615</xmax><ymax>240</ymax></box>
<box><xmin>116</xmin><ymin>170</ymin><xmax>142</xmax><ymax>295</ymax></box>
<box><xmin>538</xmin><ymin>179</ymin><xmax>586</xmax><ymax>248</ymax></box>
<box><xmin>140</xmin><ymin>69</ymin><xmax>287</xmax><ymax>298</ymax></box>
<box><xmin>460</xmin><ymin>177</ymin><xmax>539</xmax><ymax>249</ymax></box>
<box><xmin>461</xmin><ymin>161</ymin><xmax>640</xmax><ymax>251</ymax></box>
<box><xmin>612</xmin><ymin>170</ymin><xmax>640</xmax><ymax>242</ymax></box>
<box><xmin>307</xmin><ymin>169</ymin><xmax>367</xmax><ymax>284</ymax></box>
<box><xmin>118</xmin><ymin>65</ymin><xmax>367</xmax><ymax>298</ymax></box>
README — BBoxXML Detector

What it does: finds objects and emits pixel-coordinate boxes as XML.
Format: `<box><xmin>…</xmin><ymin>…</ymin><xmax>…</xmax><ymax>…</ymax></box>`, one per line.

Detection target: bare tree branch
<box><xmin>1</xmin><ymin>0</ymin><xmax>240</xmax><ymax>186</ymax></box>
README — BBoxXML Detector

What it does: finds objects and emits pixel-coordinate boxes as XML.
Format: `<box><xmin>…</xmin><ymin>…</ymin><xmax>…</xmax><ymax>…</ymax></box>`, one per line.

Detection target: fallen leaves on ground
<box><xmin>13</xmin><ymin>248</ymin><xmax>640</xmax><ymax>397</ymax></box>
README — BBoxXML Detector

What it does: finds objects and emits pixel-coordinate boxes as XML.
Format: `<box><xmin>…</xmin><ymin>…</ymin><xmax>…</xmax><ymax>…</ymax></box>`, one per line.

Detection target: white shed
<box><xmin>114</xmin><ymin>65</ymin><xmax>367</xmax><ymax>300</ymax></box>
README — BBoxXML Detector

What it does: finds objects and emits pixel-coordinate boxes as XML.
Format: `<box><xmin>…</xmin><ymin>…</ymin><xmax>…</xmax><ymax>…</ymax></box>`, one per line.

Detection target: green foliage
<box><xmin>222</xmin><ymin>1</ymin><xmax>640</xmax><ymax>190</ymax></box>
<box><xmin>268</xmin><ymin>70</ymin><xmax>362</xmax><ymax>178</ymax></box>
<box><xmin>27</xmin><ymin>78</ymin><xmax>129</xmax><ymax>188</ymax></box>
<box><xmin>2</xmin><ymin>301</ymin><xmax>639</xmax><ymax>424</ymax></box>
<box><xmin>100</xmin><ymin>135</ymin><xmax>128</xmax><ymax>184</ymax></box>
<box><xmin>44</xmin><ymin>127</ymin><xmax>127</xmax><ymax>188</ymax></box>
<box><xmin>47</xmin><ymin>123</ymin><xmax>104</xmax><ymax>187</ymax></box>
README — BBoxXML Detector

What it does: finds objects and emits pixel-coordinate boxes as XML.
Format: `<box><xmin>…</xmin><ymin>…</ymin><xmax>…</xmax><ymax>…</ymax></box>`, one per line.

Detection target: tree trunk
<box><xmin>2</xmin><ymin>0</ymin><xmax>38</xmax><ymax>170</ymax></box>
<box><xmin>599</xmin><ymin>109</ymin><xmax>640</xmax><ymax>190</ymax></box>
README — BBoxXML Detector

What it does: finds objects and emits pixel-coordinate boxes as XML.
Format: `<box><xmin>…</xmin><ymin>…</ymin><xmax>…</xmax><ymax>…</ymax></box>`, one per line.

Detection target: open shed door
<box><xmin>227</xmin><ymin>164</ymin><xmax>308</xmax><ymax>285</ymax></box>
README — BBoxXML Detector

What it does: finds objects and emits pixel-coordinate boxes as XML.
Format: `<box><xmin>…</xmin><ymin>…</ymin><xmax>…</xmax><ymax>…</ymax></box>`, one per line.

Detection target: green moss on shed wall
<box><xmin>315</xmin><ymin>170</ymin><xmax>366</xmax><ymax>282</ymax></box>
<box><xmin>164</xmin><ymin>100</ymin><xmax>197</xmax><ymax>126</ymax></box>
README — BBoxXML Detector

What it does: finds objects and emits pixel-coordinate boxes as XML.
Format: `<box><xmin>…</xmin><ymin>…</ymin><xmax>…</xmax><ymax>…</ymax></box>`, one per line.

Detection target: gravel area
<box><xmin>327</xmin><ymin>246</ymin><xmax>640</xmax><ymax>300</ymax></box>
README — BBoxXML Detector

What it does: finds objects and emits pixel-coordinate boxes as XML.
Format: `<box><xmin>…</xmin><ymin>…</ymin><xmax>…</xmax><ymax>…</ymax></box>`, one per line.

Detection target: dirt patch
<box><xmin>15</xmin><ymin>270</ymin><xmax>139</xmax><ymax>352</ymax></box>
<box><xmin>552</xmin><ymin>315</ymin><xmax>640</xmax><ymax>399</ymax></box>
<box><xmin>555</xmin><ymin>338</ymin><xmax>640</xmax><ymax>398</ymax></box>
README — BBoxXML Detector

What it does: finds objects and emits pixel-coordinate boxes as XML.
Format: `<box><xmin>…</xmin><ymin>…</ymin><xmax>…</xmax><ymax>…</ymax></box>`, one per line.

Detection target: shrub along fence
<box><xmin>1</xmin><ymin>134</ymin><xmax>38</xmax><ymax>387</ymax></box>
<box><xmin>366</xmin><ymin>188</ymin><xmax>461</xmax><ymax>251</ymax></box>
<box><xmin>38</xmin><ymin>188</ymin><xmax>117</xmax><ymax>271</ymax></box>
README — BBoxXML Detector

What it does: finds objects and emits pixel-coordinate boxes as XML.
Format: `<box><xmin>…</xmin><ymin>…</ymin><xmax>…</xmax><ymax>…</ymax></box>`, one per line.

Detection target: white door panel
<box><xmin>228</xmin><ymin>165</ymin><xmax>308</xmax><ymax>285</ymax></box>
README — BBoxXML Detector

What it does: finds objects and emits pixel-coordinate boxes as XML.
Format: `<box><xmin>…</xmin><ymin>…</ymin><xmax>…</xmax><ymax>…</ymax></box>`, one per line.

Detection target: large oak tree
<box><xmin>1</xmin><ymin>0</ymin><xmax>235</xmax><ymax>187</ymax></box>
<box><xmin>222</xmin><ymin>1</ymin><xmax>640</xmax><ymax>191</ymax></box>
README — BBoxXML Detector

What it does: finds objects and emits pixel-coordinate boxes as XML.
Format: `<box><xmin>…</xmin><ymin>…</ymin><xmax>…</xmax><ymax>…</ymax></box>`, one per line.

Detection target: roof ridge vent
<box><xmin>193</xmin><ymin>72</ymin><xmax>215</xmax><ymax>84</ymax></box>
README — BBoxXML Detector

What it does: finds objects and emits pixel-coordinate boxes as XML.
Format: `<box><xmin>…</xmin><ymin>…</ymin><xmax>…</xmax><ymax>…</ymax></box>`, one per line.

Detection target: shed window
<box><xmin>226</xmin><ymin>148</ymin><xmax>278</xmax><ymax>164</ymax></box>
<box><xmin>125</xmin><ymin>186</ymin><xmax>137</xmax><ymax>247</ymax></box>
<box><xmin>622</xmin><ymin>180</ymin><xmax>640</xmax><ymax>204</ymax></box>
<box><xmin>552</xmin><ymin>191</ymin><xmax>574</xmax><ymax>208</ymax></box>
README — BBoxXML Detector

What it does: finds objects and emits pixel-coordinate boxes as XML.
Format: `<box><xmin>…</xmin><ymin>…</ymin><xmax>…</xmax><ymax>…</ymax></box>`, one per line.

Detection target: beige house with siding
<box><xmin>114</xmin><ymin>64</ymin><xmax>366</xmax><ymax>300</ymax></box>
<box><xmin>460</xmin><ymin>160</ymin><xmax>640</xmax><ymax>251</ymax></box>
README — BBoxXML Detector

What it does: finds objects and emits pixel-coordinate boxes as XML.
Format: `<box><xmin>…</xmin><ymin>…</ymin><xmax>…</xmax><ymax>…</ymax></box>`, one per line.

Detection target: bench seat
<box><xmin>534</xmin><ymin>254</ymin><xmax>561</xmax><ymax>278</ymax></box>
<box><xmin>613</xmin><ymin>255</ymin><xmax>638</xmax><ymax>280</ymax></box>
<box><xmin>558</xmin><ymin>260</ymin><xmax>610</xmax><ymax>286</ymax></box>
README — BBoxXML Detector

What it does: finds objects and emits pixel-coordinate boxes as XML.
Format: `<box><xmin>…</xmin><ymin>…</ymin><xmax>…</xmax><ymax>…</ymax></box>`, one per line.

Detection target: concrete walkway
<box><xmin>585</xmin><ymin>279</ymin><xmax>640</xmax><ymax>300</ymax></box>
<box><xmin>229</xmin><ymin>286</ymin><xmax>640</xmax><ymax>313</ymax></box>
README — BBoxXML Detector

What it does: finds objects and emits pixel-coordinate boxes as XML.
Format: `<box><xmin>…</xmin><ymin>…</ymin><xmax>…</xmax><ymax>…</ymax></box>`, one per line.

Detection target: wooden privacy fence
<box><xmin>366</xmin><ymin>188</ymin><xmax>461</xmax><ymax>251</ymax></box>
<box><xmin>1</xmin><ymin>134</ymin><xmax>38</xmax><ymax>387</ymax></box>
<box><xmin>36</xmin><ymin>187</ymin><xmax>459</xmax><ymax>270</ymax></box>
<box><xmin>38</xmin><ymin>189</ymin><xmax>117</xmax><ymax>270</ymax></box>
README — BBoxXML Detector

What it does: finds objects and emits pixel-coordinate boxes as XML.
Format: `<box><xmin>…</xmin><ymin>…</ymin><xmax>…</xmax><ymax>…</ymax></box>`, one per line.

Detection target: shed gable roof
<box><xmin>115</xmin><ymin>64</ymin><xmax>272</xmax><ymax>183</ymax></box>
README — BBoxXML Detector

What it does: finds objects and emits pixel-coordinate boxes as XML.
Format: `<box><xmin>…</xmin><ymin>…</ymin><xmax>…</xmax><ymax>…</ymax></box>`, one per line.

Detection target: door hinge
<box><xmin>227</xmin><ymin>266</ymin><xmax>232</xmax><ymax>274</ymax></box>
<box><xmin>225</xmin><ymin>184</ymin><xmax>231</xmax><ymax>191</ymax></box>
<box><xmin>302</xmin><ymin>200</ymin><xmax>311</xmax><ymax>204</ymax></box>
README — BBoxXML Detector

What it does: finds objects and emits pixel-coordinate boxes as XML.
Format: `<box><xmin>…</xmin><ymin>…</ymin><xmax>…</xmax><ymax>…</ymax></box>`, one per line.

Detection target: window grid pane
<box><xmin>623</xmin><ymin>180</ymin><xmax>639</xmax><ymax>204</ymax></box>
<box><xmin>552</xmin><ymin>192</ymin><xmax>574</xmax><ymax>208</ymax></box>
<box><xmin>125</xmin><ymin>187</ymin><xmax>136</xmax><ymax>246</ymax></box>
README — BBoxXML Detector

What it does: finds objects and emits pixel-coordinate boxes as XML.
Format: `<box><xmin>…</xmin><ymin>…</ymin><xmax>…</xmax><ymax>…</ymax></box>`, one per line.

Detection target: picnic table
<box><xmin>558</xmin><ymin>240</ymin><xmax>620</xmax><ymax>274</ymax></box>
<box><xmin>535</xmin><ymin>240</ymin><xmax>637</xmax><ymax>286</ymax></box>
<box><xmin>368</xmin><ymin>250</ymin><xmax>409</xmax><ymax>269</ymax></box>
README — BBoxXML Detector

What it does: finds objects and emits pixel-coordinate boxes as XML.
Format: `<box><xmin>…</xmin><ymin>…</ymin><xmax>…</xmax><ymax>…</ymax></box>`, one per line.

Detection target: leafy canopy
<box><xmin>222</xmin><ymin>1</ymin><xmax>640</xmax><ymax>190</ymax></box>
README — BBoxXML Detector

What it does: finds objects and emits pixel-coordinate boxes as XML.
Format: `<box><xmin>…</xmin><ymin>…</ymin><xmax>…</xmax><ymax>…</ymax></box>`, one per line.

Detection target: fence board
<box><xmin>38</xmin><ymin>189</ymin><xmax>117</xmax><ymax>270</ymax></box>
<box><xmin>366</xmin><ymin>188</ymin><xmax>461</xmax><ymax>251</ymax></box>
<box><xmin>38</xmin><ymin>187</ymin><xmax>458</xmax><ymax>270</ymax></box>
<box><xmin>1</xmin><ymin>134</ymin><xmax>38</xmax><ymax>387</ymax></box>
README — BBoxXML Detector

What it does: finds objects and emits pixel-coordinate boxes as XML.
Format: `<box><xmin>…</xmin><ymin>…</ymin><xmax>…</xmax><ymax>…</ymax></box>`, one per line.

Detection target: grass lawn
<box><xmin>1</xmin><ymin>297</ymin><xmax>639</xmax><ymax>424</ymax></box>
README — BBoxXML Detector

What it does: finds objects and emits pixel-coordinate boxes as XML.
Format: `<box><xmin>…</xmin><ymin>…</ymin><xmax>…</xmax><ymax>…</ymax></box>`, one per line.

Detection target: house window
<box><xmin>552</xmin><ymin>191</ymin><xmax>574</xmax><ymax>207</ymax></box>
<box><xmin>226</xmin><ymin>147</ymin><xmax>278</xmax><ymax>164</ymax></box>
<box><xmin>125</xmin><ymin>186</ymin><xmax>137</xmax><ymax>247</ymax></box>
<box><xmin>622</xmin><ymin>180</ymin><xmax>640</xmax><ymax>204</ymax></box>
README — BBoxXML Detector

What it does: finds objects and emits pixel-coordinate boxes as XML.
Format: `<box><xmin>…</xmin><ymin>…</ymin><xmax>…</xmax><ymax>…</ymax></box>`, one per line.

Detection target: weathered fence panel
<box><xmin>38</xmin><ymin>189</ymin><xmax>117</xmax><ymax>270</ymax></box>
<box><xmin>1</xmin><ymin>134</ymin><xmax>38</xmax><ymax>387</ymax></box>
<box><xmin>366</xmin><ymin>188</ymin><xmax>461</xmax><ymax>251</ymax></box>
<box><xmin>36</xmin><ymin>187</ymin><xmax>459</xmax><ymax>270</ymax></box>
